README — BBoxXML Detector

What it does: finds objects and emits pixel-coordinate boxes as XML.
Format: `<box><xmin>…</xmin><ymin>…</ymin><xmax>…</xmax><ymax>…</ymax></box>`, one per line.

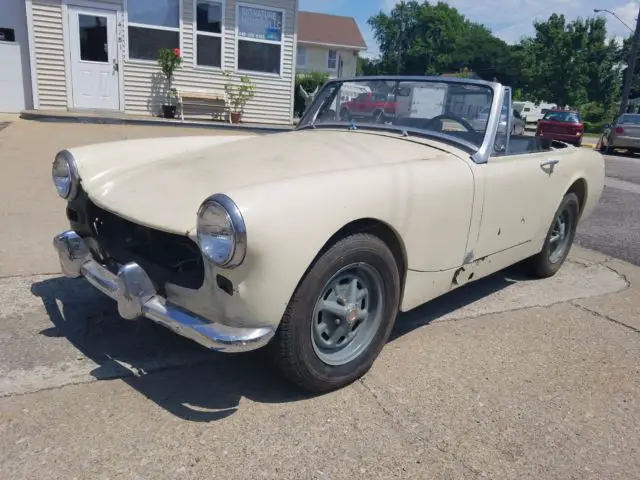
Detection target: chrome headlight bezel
<box><xmin>196</xmin><ymin>194</ymin><xmax>247</xmax><ymax>269</ymax></box>
<box><xmin>52</xmin><ymin>149</ymin><xmax>80</xmax><ymax>199</ymax></box>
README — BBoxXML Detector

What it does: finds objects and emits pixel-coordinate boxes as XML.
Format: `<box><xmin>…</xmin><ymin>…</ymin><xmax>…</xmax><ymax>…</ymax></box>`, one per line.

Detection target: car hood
<box><xmin>70</xmin><ymin>129</ymin><xmax>451</xmax><ymax>235</ymax></box>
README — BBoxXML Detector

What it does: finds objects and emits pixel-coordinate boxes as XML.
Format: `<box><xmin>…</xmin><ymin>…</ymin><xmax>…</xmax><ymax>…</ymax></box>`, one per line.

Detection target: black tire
<box><xmin>523</xmin><ymin>192</ymin><xmax>580</xmax><ymax>278</ymax></box>
<box><xmin>270</xmin><ymin>233</ymin><xmax>401</xmax><ymax>393</ymax></box>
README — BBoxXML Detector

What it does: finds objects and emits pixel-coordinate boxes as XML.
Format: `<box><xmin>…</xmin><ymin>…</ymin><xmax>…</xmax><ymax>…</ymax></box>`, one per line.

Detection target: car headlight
<box><xmin>52</xmin><ymin>150</ymin><xmax>79</xmax><ymax>199</ymax></box>
<box><xmin>196</xmin><ymin>194</ymin><xmax>247</xmax><ymax>268</ymax></box>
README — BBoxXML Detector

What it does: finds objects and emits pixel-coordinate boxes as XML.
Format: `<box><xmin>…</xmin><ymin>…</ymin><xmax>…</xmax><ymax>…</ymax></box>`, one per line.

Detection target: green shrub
<box><xmin>582</xmin><ymin>121</ymin><xmax>606</xmax><ymax>134</ymax></box>
<box><xmin>294</xmin><ymin>71</ymin><xmax>330</xmax><ymax>118</ymax></box>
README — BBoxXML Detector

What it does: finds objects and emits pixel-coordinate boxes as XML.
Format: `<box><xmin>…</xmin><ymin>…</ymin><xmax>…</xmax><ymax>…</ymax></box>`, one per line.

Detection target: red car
<box><xmin>341</xmin><ymin>92</ymin><xmax>397</xmax><ymax>121</ymax></box>
<box><xmin>536</xmin><ymin>110</ymin><xmax>584</xmax><ymax>146</ymax></box>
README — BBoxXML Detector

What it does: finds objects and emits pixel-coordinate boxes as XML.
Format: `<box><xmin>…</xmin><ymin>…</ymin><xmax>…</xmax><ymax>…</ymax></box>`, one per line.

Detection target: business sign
<box><xmin>238</xmin><ymin>6</ymin><xmax>282</xmax><ymax>42</ymax></box>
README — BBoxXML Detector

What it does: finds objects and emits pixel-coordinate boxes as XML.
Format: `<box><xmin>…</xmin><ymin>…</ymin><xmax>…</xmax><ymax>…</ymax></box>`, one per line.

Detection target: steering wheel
<box><xmin>425</xmin><ymin>114</ymin><xmax>475</xmax><ymax>132</ymax></box>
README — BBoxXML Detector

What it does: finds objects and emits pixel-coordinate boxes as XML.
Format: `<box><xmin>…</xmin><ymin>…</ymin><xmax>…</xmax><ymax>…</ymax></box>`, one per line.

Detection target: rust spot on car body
<box><xmin>452</xmin><ymin>266</ymin><xmax>466</xmax><ymax>286</ymax></box>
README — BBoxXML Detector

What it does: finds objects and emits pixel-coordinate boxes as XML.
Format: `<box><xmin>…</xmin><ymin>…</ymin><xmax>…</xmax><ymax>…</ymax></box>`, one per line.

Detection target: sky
<box><xmin>299</xmin><ymin>0</ymin><xmax>640</xmax><ymax>58</ymax></box>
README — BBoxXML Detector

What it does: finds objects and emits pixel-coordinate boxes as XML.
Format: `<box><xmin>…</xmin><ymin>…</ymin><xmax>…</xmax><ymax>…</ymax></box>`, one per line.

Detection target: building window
<box><xmin>195</xmin><ymin>0</ymin><xmax>223</xmax><ymax>68</ymax></box>
<box><xmin>296</xmin><ymin>46</ymin><xmax>306</xmax><ymax>68</ymax></box>
<box><xmin>236</xmin><ymin>4</ymin><xmax>284</xmax><ymax>75</ymax></box>
<box><xmin>127</xmin><ymin>0</ymin><xmax>180</xmax><ymax>60</ymax></box>
<box><xmin>327</xmin><ymin>49</ymin><xmax>337</xmax><ymax>70</ymax></box>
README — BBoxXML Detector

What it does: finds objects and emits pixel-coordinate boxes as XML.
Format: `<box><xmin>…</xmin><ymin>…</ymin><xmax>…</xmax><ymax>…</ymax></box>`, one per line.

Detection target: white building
<box><xmin>1</xmin><ymin>0</ymin><xmax>299</xmax><ymax>125</ymax></box>
<box><xmin>295</xmin><ymin>11</ymin><xmax>366</xmax><ymax>79</ymax></box>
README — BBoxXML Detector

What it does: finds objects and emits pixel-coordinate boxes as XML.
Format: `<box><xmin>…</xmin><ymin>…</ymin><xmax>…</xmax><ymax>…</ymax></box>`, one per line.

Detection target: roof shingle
<box><xmin>297</xmin><ymin>11</ymin><xmax>367</xmax><ymax>49</ymax></box>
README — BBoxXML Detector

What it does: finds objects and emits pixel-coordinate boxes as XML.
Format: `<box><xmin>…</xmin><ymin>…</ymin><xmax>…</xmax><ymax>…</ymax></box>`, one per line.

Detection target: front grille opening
<box><xmin>66</xmin><ymin>206</ymin><xmax>79</xmax><ymax>223</ymax></box>
<box><xmin>87</xmin><ymin>201</ymin><xmax>205</xmax><ymax>293</ymax></box>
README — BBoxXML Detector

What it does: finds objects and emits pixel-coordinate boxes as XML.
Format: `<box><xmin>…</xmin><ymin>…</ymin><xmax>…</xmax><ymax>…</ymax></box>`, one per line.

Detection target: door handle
<box><xmin>540</xmin><ymin>159</ymin><xmax>559</xmax><ymax>173</ymax></box>
<box><xmin>112</xmin><ymin>58</ymin><xmax>119</xmax><ymax>73</ymax></box>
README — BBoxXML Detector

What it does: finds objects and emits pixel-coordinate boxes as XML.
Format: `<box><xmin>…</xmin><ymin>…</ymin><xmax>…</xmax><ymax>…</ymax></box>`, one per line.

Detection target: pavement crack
<box><xmin>357</xmin><ymin>377</ymin><xmax>483</xmax><ymax>478</ymax></box>
<box><xmin>602</xmin><ymin>261</ymin><xmax>632</xmax><ymax>289</ymax></box>
<box><xmin>570</xmin><ymin>301</ymin><xmax>640</xmax><ymax>335</ymax></box>
<box><xmin>357</xmin><ymin>377</ymin><xmax>397</xmax><ymax>422</ymax></box>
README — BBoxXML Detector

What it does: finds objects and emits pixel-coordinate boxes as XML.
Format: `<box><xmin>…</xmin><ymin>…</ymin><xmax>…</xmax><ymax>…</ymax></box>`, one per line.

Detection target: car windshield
<box><xmin>297</xmin><ymin>78</ymin><xmax>496</xmax><ymax>150</ymax></box>
<box><xmin>543</xmin><ymin>111</ymin><xmax>581</xmax><ymax>123</ymax></box>
<box><xmin>619</xmin><ymin>114</ymin><xmax>640</xmax><ymax>125</ymax></box>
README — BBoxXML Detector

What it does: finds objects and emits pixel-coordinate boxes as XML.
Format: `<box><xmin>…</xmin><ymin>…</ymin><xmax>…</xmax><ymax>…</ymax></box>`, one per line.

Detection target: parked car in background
<box><xmin>599</xmin><ymin>113</ymin><xmax>640</xmax><ymax>153</ymax></box>
<box><xmin>340</xmin><ymin>91</ymin><xmax>397</xmax><ymax>121</ymax></box>
<box><xmin>536</xmin><ymin>110</ymin><xmax>584</xmax><ymax>146</ymax></box>
<box><xmin>52</xmin><ymin>76</ymin><xmax>604</xmax><ymax>393</ymax></box>
<box><xmin>514</xmin><ymin>101</ymin><xmax>557</xmax><ymax>125</ymax></box>
<box><xmin>472</xmin><ymin>104</ymin><xmax>526</xmax><ymax>135</ymax></box>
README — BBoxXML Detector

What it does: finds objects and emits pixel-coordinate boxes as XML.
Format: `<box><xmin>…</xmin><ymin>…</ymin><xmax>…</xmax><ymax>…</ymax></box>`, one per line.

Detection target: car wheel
<box><xmin>523</xmin><ymin>192</ymin><xmax>580</xmax><ymax>279</ymax></box>
<box><xmin>271</xmin><ymin>233</ymin><xmax>401</xmax><ymax>393</ymax></box>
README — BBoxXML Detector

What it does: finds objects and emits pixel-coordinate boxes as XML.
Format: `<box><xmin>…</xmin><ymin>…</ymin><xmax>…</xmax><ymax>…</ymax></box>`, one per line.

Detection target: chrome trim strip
<box><xmin>472</xmin><ymin>83</ymin><xmax>506</xmax><ymax>164</ymax></box>
<box><xmin>53</xmin><ymin>149</ymin><xmax>81</xmax><ymax>200</ymax></box>
<box><xmin>82</xmin><ymin>261</ymin><xmax>118</xmax><ymax>298</ymax></box>
<box><xmin>54</xmin><ymin>230</ymin><xmax>274</xmax><ymax>353</ymax></box>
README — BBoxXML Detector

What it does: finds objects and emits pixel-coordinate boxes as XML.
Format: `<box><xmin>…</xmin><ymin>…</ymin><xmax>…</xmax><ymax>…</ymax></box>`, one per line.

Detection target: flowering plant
<box><xmin>157</xmin><ymin>48</ymin><xmax>183</xmax><ymax>104</ymax></box>
<box><xmin>157</xmin><ymin>48</ymin><xmax>182</xmax><ymax>81</ymax></box>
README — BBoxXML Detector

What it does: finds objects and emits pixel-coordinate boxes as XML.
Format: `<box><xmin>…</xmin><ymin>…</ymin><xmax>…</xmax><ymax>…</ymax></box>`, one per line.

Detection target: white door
<box><xmin>68</xmin><ymin>6</ymin><xmax>120</xmax><ymax>110</ymax></box>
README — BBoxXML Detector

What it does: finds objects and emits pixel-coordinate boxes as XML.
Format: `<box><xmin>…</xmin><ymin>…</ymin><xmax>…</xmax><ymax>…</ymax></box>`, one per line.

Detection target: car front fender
<box><xmin>199</xmin><ymin>162</ymin><xmax>413</xmax><ymax>329</ymax></box>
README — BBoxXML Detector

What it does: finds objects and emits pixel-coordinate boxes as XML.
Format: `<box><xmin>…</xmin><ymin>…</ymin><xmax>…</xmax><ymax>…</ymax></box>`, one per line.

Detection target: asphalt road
<box><xmin>575</xmin><ymin>152</ymin><xmax>640</xmax><ymax>266</ymax></box>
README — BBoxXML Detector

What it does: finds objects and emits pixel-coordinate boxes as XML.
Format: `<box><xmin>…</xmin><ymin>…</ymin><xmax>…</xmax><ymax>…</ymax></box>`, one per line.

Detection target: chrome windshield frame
<box><xmin>295</xmin><ymin>75</ymin><xmax>507</xmax><ymax>165</ymax></box>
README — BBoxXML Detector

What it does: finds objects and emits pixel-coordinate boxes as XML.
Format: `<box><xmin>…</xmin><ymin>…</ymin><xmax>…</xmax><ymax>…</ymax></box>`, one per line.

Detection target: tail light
<box><xmin>616</xmin><ymin>126</ymin><xmax>625</xmax><ymax>134</ymax></box>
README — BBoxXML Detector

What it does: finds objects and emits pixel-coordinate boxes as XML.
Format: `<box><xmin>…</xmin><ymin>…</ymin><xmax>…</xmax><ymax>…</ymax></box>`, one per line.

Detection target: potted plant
<box><xmin>157</xmin><ymin>48</ymin><xmax>183</xmax><ymax>118</ymax></box>
<box><xmin>223</xmin><ymin>71</ymin><xmax>256</xmax><ymax>123</ymax></box>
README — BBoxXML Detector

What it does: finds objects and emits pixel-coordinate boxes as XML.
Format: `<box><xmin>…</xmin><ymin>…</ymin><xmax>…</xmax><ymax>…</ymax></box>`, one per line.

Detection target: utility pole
<box><xmin>619</xmin><ymin>9</ymin><xmax>640</xmax><ymax>116</ymax></box>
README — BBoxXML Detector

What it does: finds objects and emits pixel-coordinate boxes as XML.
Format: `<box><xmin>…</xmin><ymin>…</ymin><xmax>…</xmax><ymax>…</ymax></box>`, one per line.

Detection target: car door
<box><xmin>473</xmin><ymin>94</ymin><xmax>570</xmax><ymax>259</ymax></box>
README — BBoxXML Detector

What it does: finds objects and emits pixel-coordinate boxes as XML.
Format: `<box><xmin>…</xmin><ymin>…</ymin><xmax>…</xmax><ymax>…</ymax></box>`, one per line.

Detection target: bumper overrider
<box><xmin>53</xmin><ymin>230</ymin><xmax>275</xmax><ymax>353</ymax></box>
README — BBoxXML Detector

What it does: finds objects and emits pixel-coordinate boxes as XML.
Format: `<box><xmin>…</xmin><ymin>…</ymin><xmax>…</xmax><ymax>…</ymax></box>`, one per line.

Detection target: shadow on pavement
<box><xmin>30</xmin><ymin>267</ymin><xmax>520</xmax><ymax>422</ymax></box>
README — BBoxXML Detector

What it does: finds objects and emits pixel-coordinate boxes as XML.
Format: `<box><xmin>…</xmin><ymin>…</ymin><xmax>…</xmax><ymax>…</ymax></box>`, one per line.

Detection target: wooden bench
<box><xmin>175</xmin><ymin>88</ymin><xmax>229</xmax><ymax>122</ymax></box>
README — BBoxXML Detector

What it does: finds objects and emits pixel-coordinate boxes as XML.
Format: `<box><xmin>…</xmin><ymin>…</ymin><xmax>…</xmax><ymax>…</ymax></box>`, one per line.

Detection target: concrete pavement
<box><xmin>1</xmin><ymin>119</ymin><xmax>639</xmax><ymax>479</ymax></box>
<box><xmin>1</xmin><ymin>247</ymin><xmax>638</xmax><ymax>479</ymax></box>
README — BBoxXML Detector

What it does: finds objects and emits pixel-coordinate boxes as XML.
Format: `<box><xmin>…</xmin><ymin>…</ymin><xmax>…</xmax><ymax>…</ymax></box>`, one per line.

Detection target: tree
<box><xmin>518</xmin><ymin>14</ymin><xmax>621</xmax><ymax>112</ymax></box>
<box><xmin>368</xmin><ymin>1</ymin><xmax>514</xmax><ymax>80</ymax></box>
<box><xmin>365</xmin><ymin>2</ymin><xmax>624</xmax><ymax>123</ymax></box>
<box><xmin>357</xmin><ymin>56</ymin><xmax>383</xmax><ymax>76</ymax></box>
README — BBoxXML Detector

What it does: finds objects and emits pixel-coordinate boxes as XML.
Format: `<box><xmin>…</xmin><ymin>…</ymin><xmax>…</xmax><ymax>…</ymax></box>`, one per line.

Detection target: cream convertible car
<box><xmin>52</xmin><ymin>77</ymin><xmax>604</xmax><ymax>392</ymax></box>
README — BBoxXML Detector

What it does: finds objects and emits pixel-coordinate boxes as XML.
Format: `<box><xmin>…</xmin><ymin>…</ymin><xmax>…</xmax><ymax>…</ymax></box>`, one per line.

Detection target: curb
<box><xmin>19</xmin><ymin>110</ymin><xmax>294</xmax><ymax>134</ymax></box>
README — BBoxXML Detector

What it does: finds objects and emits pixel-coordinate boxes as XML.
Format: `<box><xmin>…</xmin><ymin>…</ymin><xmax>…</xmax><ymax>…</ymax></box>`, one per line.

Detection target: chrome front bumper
<box><xmin>53</xmin><ymin>230</ymin><xmax>275</xmax><ymax>353</ymax></box>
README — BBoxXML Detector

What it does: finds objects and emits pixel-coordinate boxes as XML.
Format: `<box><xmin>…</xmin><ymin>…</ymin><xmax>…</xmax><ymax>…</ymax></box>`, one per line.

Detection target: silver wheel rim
<box><xmin>549</xmin><ymin>209</ymin><xmax>571</xmax><ymax>263</ymax></box>
<box><xmin>311</xmin><ymin>263</ymin><xmax>385</xmax><ymax>366</ymax></box>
